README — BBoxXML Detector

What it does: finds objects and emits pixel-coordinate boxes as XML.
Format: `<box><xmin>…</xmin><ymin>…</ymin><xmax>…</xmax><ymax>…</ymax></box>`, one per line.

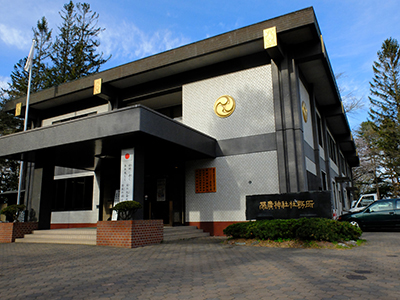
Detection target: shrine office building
<box><xmin>0</xmin><ymin>7</ymin><xmax>358</xmax><ymax>235</ymax></box>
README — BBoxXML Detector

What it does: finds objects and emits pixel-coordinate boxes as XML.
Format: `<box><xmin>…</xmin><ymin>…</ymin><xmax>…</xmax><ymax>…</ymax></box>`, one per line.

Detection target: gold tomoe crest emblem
<box><xmin>302</xmin><ymin>101</ymin><xmax>308</xmax><ymax>123</ymax></box>
<box><xmin>214</xmin><ymin>95</ymin><xmax>236</xmax><ymax>118</ymax></box>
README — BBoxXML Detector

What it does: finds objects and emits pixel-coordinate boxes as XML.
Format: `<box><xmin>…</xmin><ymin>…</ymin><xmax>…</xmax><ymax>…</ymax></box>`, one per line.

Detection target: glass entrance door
<box><xmin>144</xmin><ymin>161</ymin><xmax>185</xmax><ymax>226</ymax></box>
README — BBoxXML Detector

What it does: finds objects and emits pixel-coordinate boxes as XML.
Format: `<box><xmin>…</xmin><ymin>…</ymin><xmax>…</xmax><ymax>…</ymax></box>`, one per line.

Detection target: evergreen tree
<box><xmin>0</xmin><ymin>90</ymin><xmax>22</xmax><ymax>196</ymax></box>
<box><xmin>32</xmin><ymin>17</ymin><xmax>53</xmax><ymax>91</ymax></box>
<box><xmin>50</xmin><ymin>1</ymin><xmax>77</xmax><ymax>85</ymax></box>
<box><xmin>5</xmin><ymin>59</ymin><xmax>29</xmax><ymax>99</ymax></box>
<box><xmin>50</xmin><ymin>1</ymin><xmax>110</xmax><ymax>85</ymax></box>
<box><xmin>72</xmin><ymin>2</ymin><xmax>109</xmax><ymax>78</ymax></box>
<box><xmin>5</xmin><ymin>17</ymin><xmax>53</xmax><ymax>100</ymax></box>
<box><xmin>0</xmin><ymin>17</ymin><xmax>53</xmax><ymax>196</ymax></box>
<box><xmin>369</xmin><ymin>37</ymin><xmax>400</xmax><ymax>196</ymax></box>
<box><xmin>0</xmin><ymin>1</ymin><xmax>110</xmax><ymax>195</ymax></box>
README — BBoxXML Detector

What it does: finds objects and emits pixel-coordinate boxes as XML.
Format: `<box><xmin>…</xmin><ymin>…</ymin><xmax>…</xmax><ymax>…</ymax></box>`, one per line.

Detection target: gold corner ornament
<box><xmin>320</xmin><ymin>35</ymin><xmax>325</xmax><ymax>55</ymax></box>
<box><xmin>93</xmin><ymin>78</ymin><xmax>102</xmax><ymax>95</ymax></box>
<box><xmin>263</xmin><ymin>26</ymin><xmax>277</xmax><ymax>49</ymax></box>
<box><xmin>15</xmin><ymin>102</ymin><xmax>22</xmax><ymax>117</ymax></box>
<box><xmin>214</xmin><ymin>95</ymin><xmax>236</xmax><ymax>118</ymax></box>
<box><xmin>302</xmin><ymin>101</ymin><xmax>308</xmax><ymax>123</ymax></box>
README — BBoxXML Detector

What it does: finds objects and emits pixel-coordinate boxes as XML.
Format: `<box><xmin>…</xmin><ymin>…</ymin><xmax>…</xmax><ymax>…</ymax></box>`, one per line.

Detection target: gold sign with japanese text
<box><xmin>246</xmin><ymin>191</ymin><xmax>332</xmax><ymax>220</ymax></box>
<box><xmin>259</xmin><ymin>200</ymin><xmax>314</xmax><ymax>210</ymax></box>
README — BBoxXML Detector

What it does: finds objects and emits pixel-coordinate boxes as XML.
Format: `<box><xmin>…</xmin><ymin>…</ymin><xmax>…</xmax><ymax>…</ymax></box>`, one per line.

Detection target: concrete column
<box><xmin>272</xmin><ymin>56</ymin><xmax>307</xmax><ymax>193</ymax></box>
<box><xmin>133</xmin><ymin>145</ymin><xmax>145</xmax><ymax>220</ymax></box>
<box><xmin>98</xmin><ymin>156</ymin><xmax>120</xmax><ymax>221</ymax></box>
<box><xmin>32</xmin><ymin>161</ymin><xmax>55</xmax><ymax>229</ymax></box>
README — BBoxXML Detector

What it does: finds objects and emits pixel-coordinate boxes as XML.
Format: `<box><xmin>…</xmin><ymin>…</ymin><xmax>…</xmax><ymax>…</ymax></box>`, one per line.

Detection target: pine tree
<box><xmin>0</xmin><ymin>90</ymin><xmax>22</xmax><ymax>195</ymax></box>
<box><xmin>0</xmin><ymin>1</ymin><xmax>110</xmax><ymax>195</ymax></box>
<box><xmin>50</xmin><ymin>1</ymin><xmax>110</xmax><ymax>85</ymax></box>
<box><xmin>50</xmin><ymin>1</ymin><xmax>76</xmax><ymax>85</ymax></box>
<box><xmin>369</xmin><ymin>37</ymin><xmax>400</xmax><ymax>196</ymax></box>
<box><xmin>72</xmin><ymin>3</ymin><xmax>109</xmax><ymax>78</ymax></box>
<box><xmin>4</xmin><ymin>17</ymin><xmax>53</xmax><ymax>100</ymax></box>
<box><xmin>32</xmin><ymin>17</ymin><xmax>53</xmax><ymax>91</ymax></box>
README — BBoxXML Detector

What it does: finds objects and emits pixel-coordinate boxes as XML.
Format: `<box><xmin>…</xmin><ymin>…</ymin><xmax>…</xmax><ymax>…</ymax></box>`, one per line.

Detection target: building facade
<box><xmin>0</xmin><ymin>7</ymin><xmax>358</xmax><ymax>235</ymax></box>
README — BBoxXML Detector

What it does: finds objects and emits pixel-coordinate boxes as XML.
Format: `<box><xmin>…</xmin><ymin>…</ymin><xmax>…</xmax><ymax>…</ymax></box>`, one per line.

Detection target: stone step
<box><xmin>163</xmin><ymin>226</ymin><xmax>209</xmax><ymax>241</ymax></box>
<box><xmin>16</xmin><ymin>237</ymin><xmax>96</xmax><ymax>245</ymax></box>
<box><xmin>163</xmin><ymin>231</ymin><xmax>210</xmax><ymax>241</ymax></box>
<box><xmin>164</xmin><ymin>225</ymin><xmax>199</xmax><ymax>232</ymax></box>
<box><xmin>20</xmin><ymin>233</ymin><xmax>96</xmax><ymax>240</ymax></box>
<box><xmin>29</xmin><ymin>228</ymin><xmax>97</xmax><ymax>236</ymax></box>
<box><xmin>15</xmin><ymin>228</ymin><xmax>97</xmax><ymax>245</ymax></box>
<box><xmin>15</xmin><ymin>225</ymin><xmax>209</xmax><ymax>245</ymax></box>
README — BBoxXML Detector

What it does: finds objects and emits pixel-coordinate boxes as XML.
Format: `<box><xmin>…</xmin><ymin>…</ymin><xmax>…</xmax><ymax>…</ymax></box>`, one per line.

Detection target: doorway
<box><xmin>144</xmin><ymin>160</ymin><xmax>185</xmax><ymax>226</ymax></box>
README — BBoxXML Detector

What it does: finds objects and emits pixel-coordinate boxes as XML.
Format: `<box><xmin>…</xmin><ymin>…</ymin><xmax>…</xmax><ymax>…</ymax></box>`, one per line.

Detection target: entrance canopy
<box><xmin>0</xmin><ymin>105</ymin><xmax>216</xmax><ymax>169</ymax></box>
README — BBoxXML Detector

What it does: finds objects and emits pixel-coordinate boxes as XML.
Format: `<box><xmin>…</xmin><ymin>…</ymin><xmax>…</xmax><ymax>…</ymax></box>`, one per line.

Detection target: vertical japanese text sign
<box><xmin>113</xmin><ymin>148</ymin><xmax>134</xmax><ymax>220</ymax></box>
<box><xmin>120</xmin><ymin>148</ymin><xmax>134</xmax><ymax>202</ymax></box>
<box><xmin>111</xmin><ymin>148</ymin><xmax>134</xmax><ymax>221</ymax></box>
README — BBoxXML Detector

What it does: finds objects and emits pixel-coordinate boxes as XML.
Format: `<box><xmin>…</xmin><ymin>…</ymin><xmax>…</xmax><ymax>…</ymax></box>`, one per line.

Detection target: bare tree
<box><xmin>336</xmin><ymin>72</ymin><xmax>365</xmax><ymax>114</ymax></box>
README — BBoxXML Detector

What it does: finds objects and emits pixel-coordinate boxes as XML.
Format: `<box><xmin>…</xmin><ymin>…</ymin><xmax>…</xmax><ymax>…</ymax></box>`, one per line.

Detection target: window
<box><xmin>340</xmin><ymin>153</ymin><xmax>346</xmax><ymax>175</ymax></box>
<box><xmin>52</xmin><ymin>176</ymin><xmax>94</xmax><ymax>211</ymax></box>
<box><xmin>316</xmin><ymin>114</ymin><xmax>323</xmax><ymax>147</ymax></box>
<box><xmin>321</xmin><ymin>171</ymin><xmax>327</xmax><ymax>190</ymax></box>
<box><xmin>52</xmin><ymin>112</ymin><xmax>97</xmax><ymax>124</ymax></box>
<box><xmin>369</xmin><ymin>201</ymin><xmax>393</xmax><ymax>212</ymax></box>
<box><xmin>327</xmin><ymin>133</ymin><xmax>337</xmax><ymax>164</ymax></box>
<box><xmin>358</xmin><ymin>196</ymin><xmax>375</xmax><ymax>207</ymax></box>
<box><xmin>156</xmin><ymin>105</ymin><xmax>182</xmax><ymax>119</ymax></box>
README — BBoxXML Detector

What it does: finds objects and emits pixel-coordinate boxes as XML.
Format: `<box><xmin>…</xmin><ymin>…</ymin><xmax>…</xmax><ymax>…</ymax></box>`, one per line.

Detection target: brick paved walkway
<box><xmin>1</xmin><ymin>232</ymin><xmax>400</xmax><ymax>299</ymax></box>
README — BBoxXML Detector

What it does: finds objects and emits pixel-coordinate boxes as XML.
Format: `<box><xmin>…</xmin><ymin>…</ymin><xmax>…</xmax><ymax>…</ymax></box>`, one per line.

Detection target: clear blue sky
<box><xmin>1</xmin><ymin>0</ymin><xmax>399</xmax><ymax>129</ymax></box>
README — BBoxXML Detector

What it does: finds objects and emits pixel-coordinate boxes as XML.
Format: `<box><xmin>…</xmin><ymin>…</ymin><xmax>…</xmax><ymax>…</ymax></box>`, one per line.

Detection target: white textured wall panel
<box><xmin>186</xmin><ymin>151</ymin><xmax>279</xmax><ymax>222</ymax></box>
<box><xmin>306</xmin><ymin>157</ymin><xmax>316</xmax><ymax>175</ymax></box>
<box><xmin>183</xmin><ymin>65</ymin><xmax>274</xmax><ymax>140</ymax></box>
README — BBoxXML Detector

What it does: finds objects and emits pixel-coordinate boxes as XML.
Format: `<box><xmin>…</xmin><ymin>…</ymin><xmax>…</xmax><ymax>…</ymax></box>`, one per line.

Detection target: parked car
<box><xmin>349</xmin><ymin>193</ymin><xmax>379</xmax><ymax>213</ymax></box>
<box><xmin>338</xmin><ymin>198</ymin><xmax>400</xmax><ymax>230</ymax></box>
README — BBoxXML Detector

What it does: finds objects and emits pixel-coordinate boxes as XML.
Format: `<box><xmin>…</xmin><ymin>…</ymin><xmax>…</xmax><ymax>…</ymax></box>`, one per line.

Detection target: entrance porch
<box><xmin>0</xmin><ymin>105</ymin><xmax>216</xmax><ymax>230</ymax></box>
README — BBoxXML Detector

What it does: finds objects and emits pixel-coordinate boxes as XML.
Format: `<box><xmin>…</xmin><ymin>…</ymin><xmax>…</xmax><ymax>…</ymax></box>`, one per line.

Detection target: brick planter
<box><xmin>0</xmin><ymin>222</ymin><xmax>38</xmax><ymax>243</ymax></box>
<box><xmin>96</xmin><ymin>220</ymin><xmax>163</xmax><ymax>248</ymax></box>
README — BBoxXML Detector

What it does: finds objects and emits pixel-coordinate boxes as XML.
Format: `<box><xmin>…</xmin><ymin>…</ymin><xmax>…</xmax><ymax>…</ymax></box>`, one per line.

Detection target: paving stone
<box><xmin>0</xmin><ymin>233</ymin><xmax>400</xmax><ymax>299</ymax></box>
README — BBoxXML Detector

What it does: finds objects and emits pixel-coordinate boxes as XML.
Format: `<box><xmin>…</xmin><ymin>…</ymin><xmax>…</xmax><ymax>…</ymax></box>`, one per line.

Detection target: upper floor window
<box><xmin>321</xmin><ymin>171</ymin><xmax>327</xmax><ymax>190</ymax></box>
<box><xmin>52</xmin><ymin>112</ymin><xmax>97</xmax><ymax>125</ymax></box>
<box><xmin>327</xmin><ymin>133</ymin><xmax>337</xmax><ymax>164</ymax></box>
<box><xmin>316</xmin><ymin>114</ymin><xmax>323</xmax><ymax>147</ymax></box>
<box><xmin>340</xmin><ymin>153</ymin><xmax>346</xmax><ymax>175</ymax></box>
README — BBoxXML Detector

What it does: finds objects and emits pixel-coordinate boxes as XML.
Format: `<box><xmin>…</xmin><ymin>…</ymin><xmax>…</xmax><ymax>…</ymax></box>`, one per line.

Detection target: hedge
<box><xmin>223</xmin><ymin>218</ymin><xmax>362</xmax><ymax>242</ymax></box>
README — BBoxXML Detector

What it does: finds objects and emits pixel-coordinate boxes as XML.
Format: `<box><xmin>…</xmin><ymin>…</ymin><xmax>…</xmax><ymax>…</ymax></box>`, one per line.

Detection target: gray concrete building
<box><xmin>0</xmin><ymin>7</ymin><xmax>358</xmax><ymax>235</ymax></box>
